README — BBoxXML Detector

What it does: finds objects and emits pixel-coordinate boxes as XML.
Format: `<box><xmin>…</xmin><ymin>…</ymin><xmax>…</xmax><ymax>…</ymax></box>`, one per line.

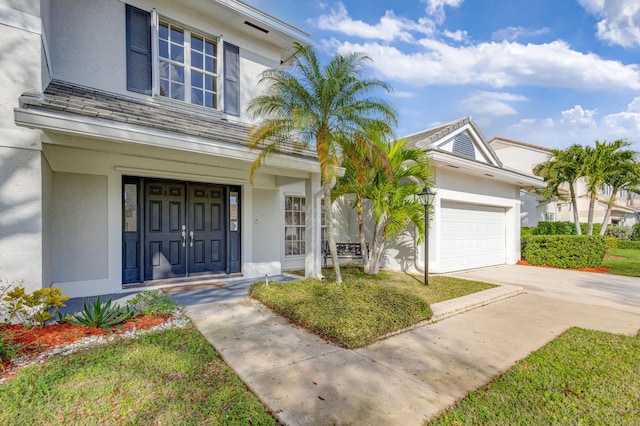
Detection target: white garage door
<box><xmin>440</xmin><ymin>202</ymin><xmax>506</xmax><ymax>271</ymax></box>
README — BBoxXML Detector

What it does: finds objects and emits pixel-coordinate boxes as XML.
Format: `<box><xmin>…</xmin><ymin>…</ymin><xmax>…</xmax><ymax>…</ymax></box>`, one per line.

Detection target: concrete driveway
<box><xmin>449</xmin><ymin>264</ymin><xmax>640</xmax><ymax>314</ymax></box>
<box><xmin>185</xmin><ymin>265</ymin><xmax>640</xmax><ymax>425</ymax></box>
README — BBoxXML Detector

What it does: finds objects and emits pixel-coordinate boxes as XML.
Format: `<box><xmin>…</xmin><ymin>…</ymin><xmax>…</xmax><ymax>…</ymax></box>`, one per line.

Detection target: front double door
<box><xmin>145</xmin><ymin>180</ymin><xmax>226</xmax><ymax>280</ymax></box>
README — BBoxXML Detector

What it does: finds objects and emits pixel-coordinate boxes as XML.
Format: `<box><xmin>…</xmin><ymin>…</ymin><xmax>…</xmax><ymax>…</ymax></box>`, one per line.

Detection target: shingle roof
<box><xmin>405</xmin><ymin>116</ymin><xmax>473</xmax><ymax>149</ymax></box>
<box><xmin>18</xmin><ymin>80</ymin><xmax>317</xmax><ymax>160</ymax></box>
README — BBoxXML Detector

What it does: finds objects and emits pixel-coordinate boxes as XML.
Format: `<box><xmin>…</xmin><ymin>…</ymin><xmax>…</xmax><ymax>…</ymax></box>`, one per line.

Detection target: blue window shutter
<box><xmin>126</xmin><ymin>4</ymin><xmax>152</xmax><ymax>94</ymax></box>
<box><xmin>224</xmin><ymin>42</ymin><xmax>240</xmax><ymax>116</ymax></box>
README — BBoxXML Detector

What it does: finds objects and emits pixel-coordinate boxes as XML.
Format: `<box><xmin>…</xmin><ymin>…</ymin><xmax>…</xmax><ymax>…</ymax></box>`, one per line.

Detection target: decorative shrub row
<box><xmin>533</xmin><ymin>221</ymin><xmax>602</xmax><ymax>236</ymax></box>
<box><xmin>618</xmin><ymin>240</ymin><xmax>640</xmax><ymax>250</ymax></box>
<box><xmin>521</xmin><ymin>235</ymin><xmax>606</xmax><ymax>269</ymax></box>
<box><xmin>633</xmin><ymin>224</ymin><xmax>640</xmax><ymax>241</ymax></box>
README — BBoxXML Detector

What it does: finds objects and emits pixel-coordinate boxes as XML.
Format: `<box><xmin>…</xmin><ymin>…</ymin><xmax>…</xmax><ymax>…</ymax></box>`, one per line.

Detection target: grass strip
<box><xmin>429</xmin><ymin>327</ymin><xmax>640</xmax><ymax>425</ymax></box>
<box><xmin>253</xmin><ymin>267</ymin><xmax>495</xmax><ymax>348</ymax></box>
<box><xmin>0</xmin><ymin>324</ymin><xmax>277</xmax><ymax>425</ymax></box>
<box><xmin>603</xmin><ymin>248</ymin><xmax>640</xmax><ymax>277</ymax></box>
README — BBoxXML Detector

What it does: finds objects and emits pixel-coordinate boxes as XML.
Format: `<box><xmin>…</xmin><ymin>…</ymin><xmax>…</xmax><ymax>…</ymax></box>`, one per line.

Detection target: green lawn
<box><xmin>603</xmin><ymin>248</ymin><xmax>640</xmax><ymax>277</ymax></box>
<box><xmin>430</xmin><ymin>327</ymin><xmax>640</xmax><ymax>425</ymax></box>
<box><xmin>252</xmin><ymin>267</ymin><xmax>496</xmax><ymax>348</ymax></box>
<box><xmin>0</xmin><ymin>324</ymin><xmax>276</xmax><ymax>425</ymax></box>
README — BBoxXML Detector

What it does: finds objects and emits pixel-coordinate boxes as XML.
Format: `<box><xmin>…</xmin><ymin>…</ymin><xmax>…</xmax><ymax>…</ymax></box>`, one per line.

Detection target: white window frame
<box><xmin>285</xmin><ymin>195</ymin><xmax>306</xmax><ymax>257</ymax></box>
<box><xmin>151</xmin><ymin>11</ymin><xmax>220</xmax><ymax>109</ymax></box>
<box><xmin>545</xmin><ymin>212</ymin><xmax>556</xmax><ymax>222</ymax></box>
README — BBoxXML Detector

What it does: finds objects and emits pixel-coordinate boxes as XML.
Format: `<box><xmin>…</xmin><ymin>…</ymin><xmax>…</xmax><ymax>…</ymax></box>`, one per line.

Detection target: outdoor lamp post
<box><xmin>418</xmin><ymin>186</ymin><xmax>436</xmax><ymax>286</ymax></box>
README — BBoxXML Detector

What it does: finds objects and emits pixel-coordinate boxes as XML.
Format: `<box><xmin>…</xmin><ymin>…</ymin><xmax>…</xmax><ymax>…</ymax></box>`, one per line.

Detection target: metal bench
<box><xmin>322</xmin><ymin>241</ymin><xmax>369</xmax><ymax>268</ymax></box>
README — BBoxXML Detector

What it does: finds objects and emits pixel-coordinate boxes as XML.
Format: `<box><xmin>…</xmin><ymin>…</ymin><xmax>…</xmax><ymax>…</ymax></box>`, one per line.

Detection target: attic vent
<box><xmin>244</xmin><ymin>21</ymin><xmax>269</xmax><ymax>34</ymax></box>
<box><xmin>452</xmin><ymin>132</ymin><xmax>475</xmax><ymax>159</ymax></box>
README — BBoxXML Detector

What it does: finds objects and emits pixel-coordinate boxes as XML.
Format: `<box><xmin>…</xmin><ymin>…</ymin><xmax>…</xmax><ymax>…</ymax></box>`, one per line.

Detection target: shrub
<box><xmin>632</xmin><ymin>224</ymin><xmax>640</xmax><ymax>241</ymax></box>
<box><xmin>70</xmin><ymin>297</ymin><xmax>132</xmax><ymax>330</ymax></box>
<box><xmin>580</xmin><ymin>222</ymin><xmax>601</xmax><ymax>235</ymax></box>
<box><xmin>604</xmin><ymin>225</ymin><xmax>633</xmax><ymax>240</ymax></box>
<box><xmin>617</xmin><ymin>240</ymin><xmax>640</xmax><ymax>250</ymax></box>
<box><xmin>534</xmin><ymin>221</ymin><xmax>576</xmax><ymax>235</ymax></box>
<box><xmin>128</xmin><ymin>290</ymin><xmax>180</xmax><ymax>316</ymax></box>
<box><xmin>521</xmin><ymin>235</ymin><xmax>606</xmax><ymax>269</ymax></box>
<box><xmin>2</xmin><ymin>286</ymin><xmax>69</xmax><ymax>328</ymax></box>
<box><xmin>606</xmin><ymin>237</ymin><xmax>618</xmax><ymax>253</ymax></box>
<box><xmin>521</xmin><ymin>227</ymin><xmax>536</xmax><ymax>236</ymax></box>
<box><xmin>533</xmin><ymin>222</ymin><xmax>602</xmax><ymax>236</ymax></box>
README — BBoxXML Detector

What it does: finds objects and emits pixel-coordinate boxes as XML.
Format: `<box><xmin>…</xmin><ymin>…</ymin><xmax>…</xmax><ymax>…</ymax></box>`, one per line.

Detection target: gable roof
<box><xmin>404</xmin><ymin>116</ymin><xmax>544</xmax><ymax>188</ymax></box>
<box><xmin>405</xmin><ymin>116</ymin><xmax>503</xmax><ymax>167</ymax></box>
<box><xmin>16</xmin><ymin>80</ymin><xmax>317</xmax><ymax>161</ymax></box>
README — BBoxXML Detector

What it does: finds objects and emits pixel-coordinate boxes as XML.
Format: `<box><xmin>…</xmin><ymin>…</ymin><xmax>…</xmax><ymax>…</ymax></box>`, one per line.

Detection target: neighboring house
<box><xmin>490</xmin><ymin>137</ymin><xmax>640</xmax><ymax>229</ymax></box>
<box><xmin>302</xmin><ymin>117</ymin><xmax>543</xmax><ymax>274</ymax></box>
<box><xmin>1</xmin><ymin>0</ymin><xmax>325</xmax><ymax>298</ymax></box>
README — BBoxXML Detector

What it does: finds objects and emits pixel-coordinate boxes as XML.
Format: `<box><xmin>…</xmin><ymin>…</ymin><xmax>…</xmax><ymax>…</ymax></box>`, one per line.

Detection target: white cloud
<box><xmin>507</xmin><ymin>100</ymin><xmax>640</xmax><ymax>149</ymax></box>
<box><xmin>389</xmin><ymin>90</ymin><xmax>417</xmax><ymax>98</ymax></box>
<box><xmin>423</xmin><ymin>0</ymin><xmax>464</xmax><ymax>24</ymax></box>
<box><xmin>491</xmin><ymin>26</ymin><xmax>551</xmax><ymax>42</ymax></box>
<box><xmin>579</xmin><ymin>0</ymin><xmax>640</xmax><ymax>48</ymax></box>
<box><xmin>560</xmin><ymin>105</ymin><xmax>598</xmax><ymax>128</ymax></box>
<box><xmin>443</xmin><ymin>29</ymin><xmax>469</xmax><ymax>43</ymax></box>
<box><xmin>309</xmin><ymin>3</ymin><xmax>435</xmax><ymax>42</ymax></box>
<box><xmin>459</xmin><ymin>91</ymin><xmax>527</xmax><ymax>116</ymax></box>
<box><xmin>325</xmin><ymin>38</ymin><xmax>640</xmax><ymax>90</ymax></box>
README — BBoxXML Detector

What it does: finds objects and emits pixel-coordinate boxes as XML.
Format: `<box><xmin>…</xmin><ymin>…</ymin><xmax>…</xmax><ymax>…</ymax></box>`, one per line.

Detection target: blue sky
<box><xmin>246</xmin><ymin>0</ymin><xmax>640</xmax><ymax>151</ymax></box>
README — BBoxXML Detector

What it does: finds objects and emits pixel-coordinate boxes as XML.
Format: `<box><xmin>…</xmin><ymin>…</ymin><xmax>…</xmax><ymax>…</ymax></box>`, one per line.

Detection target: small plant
<box><xmin>2</xmin><ymin>286</ymin><xmax>69</xmax><ymax>328</ymax></box>
<box><xmin>128</xmin><ymin>290</ymin><xmax>180</xmax><ymax>316</ymax></box>
<box><xmin>70</xmin><ymin>297</ymin><xmax>132</xmax><ymax>330</ymax></box>
<box><xmin>0</xmin><ymin>330</ymin><xmax>22</xmax><ymax>364</ymax></box>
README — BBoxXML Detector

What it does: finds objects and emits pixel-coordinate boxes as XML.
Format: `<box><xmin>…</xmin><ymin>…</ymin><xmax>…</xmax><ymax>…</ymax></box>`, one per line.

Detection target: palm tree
<box><xmin>336</xmin><ymin>138</ymin><xmax>431</xmax><ymax>275</ymax></box>
<box><xmin>332</xmin><ymin>128</ymin><xmax>394</xmax><ymax>275</ymax></box>
<box><xmin>534</xmin><ymin>144</ymin><xmax>586</xmax><ymax>235</ymax></box>
<box><xmin>246</xmin><ymin>43</ymin><xmax>397</xmax><ymax>284</ymax></box>
<box><xmin>598</xmin><ymin>141</ymin><xmax>640</xmax><ymax>235</ymax></box>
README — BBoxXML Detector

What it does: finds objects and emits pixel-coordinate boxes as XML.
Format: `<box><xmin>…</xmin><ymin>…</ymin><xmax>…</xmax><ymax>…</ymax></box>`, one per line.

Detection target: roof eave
<box><xmin>430</xmin><ymin>150</ymin><xmax>545</xmax><ymax>188</ymax></box>
<box><xmin>14</xmin><ymin>107</ymin><xmax>321</xmax><ymax>174</ymax></box>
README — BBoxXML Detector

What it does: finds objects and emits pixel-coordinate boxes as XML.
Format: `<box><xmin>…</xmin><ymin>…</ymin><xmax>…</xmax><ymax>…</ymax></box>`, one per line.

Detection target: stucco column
<box><xmin>305</xmin><ymin>174</ymin><xmax>322</xmax><ymax>278</ymax></box>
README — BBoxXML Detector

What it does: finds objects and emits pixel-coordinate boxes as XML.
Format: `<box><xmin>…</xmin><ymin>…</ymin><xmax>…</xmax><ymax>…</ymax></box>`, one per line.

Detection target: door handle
<box><xmin>181</xmin><ymin>225</ymin><xmax>186</xmax><ymax>247</ymax></box>
<box><xmin>189</xmin><ymin>230</ymin><xmax>194</xmax><ymax>247</ymax></box>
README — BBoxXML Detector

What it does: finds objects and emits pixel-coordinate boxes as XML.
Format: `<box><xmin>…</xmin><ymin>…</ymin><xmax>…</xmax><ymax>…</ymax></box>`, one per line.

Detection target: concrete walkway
<box><xmin>184</xmin><ymin>266</ymin><xmax>640</xmax><ymax>425</ymax></box>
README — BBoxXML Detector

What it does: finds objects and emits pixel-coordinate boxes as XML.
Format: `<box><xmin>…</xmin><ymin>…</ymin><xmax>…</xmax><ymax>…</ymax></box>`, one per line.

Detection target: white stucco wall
<box><xmin>248</xmin><ymin>187</ymin><xmax>282</xmax><ymax>276</ymax></box>
<box><xmin>52</xmin><ymin>172</ymin><xmax>109</xmax><ymax>283</ymax></box>
<box><xmin>0</xmin><ymin>2</ymin><xmax>46</xmax><ymax>292</ymax></box>
<box><xmin>492</xmin><ymin>145</ymin><xmax>549</xmax><ymax>175</ymax></box>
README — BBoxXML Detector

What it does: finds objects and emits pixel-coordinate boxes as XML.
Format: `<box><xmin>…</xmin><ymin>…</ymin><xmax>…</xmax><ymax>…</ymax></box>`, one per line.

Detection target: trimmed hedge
<box><xmin>618</xmin><ymin>240</ymin><xmax>640</xmax><ymax>250</ymax></box>
<box><xmin>606</xmin><ymin>237</ymin><xmax>618</xmax><ymax>253</ymax></box>
<box><xmin>521</xmin><ymin>227</ymin><xmax>536</xmax><ymax>236</ymax></box>
<box><xmin>534</xmin><ymin>222</ymin><xmax>602</xmax><ymax>236</ymax></box>
<box><xmin>522</xmin><ymin>235</ymin><xmax>606</xmax><ymax>269</ymax></box>
<box><xmin>534</xmin><ymin>221</ymin><xmax>576</xmax><ymax>235</ymax></box>
<box><xmin>632</xmin><ymin>224</ymin><xmax>640</xmax><ymax>241</ymax></box>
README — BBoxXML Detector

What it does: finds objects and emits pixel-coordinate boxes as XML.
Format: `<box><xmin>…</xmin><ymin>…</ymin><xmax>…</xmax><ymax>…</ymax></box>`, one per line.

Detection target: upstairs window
<box><xmin>125</xmin><ymin>4</ymin><xmax>239</xmax><ymax>115</ymax></box>
<box><xmin>158</xmin><ymin>22</ymin><xmax>218</xmax><ymax>108</ymax></box>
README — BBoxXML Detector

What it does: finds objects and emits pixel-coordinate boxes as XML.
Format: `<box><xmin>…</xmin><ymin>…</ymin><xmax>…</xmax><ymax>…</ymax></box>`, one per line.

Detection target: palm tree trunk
<box><xmin>355</xmin><ymin>194</ymin><xmax>370</xmax><ymax>274</ymax></box>
<box><xmin>368</xmin><ymin>219</ymin><xmax>382</xmax><ymax>275</ymax></box>
<box><xmin>587</xmin><ymin>193</ymin><xmax>596</xmax><ymax>235</ymax></box>
<box><xmin>569</xmin><ymin>184</ymin><xmax>581</xmax><ymax>235</ymax></box>
<box><xmin>323</xmin><ymin>182</ymin><xmax>342</xmax><ymax>284</ymax></box>
<box><xmin>600</xmin><ymin>193</ymin><xmax>617</xmax><ymax>236</ymax></box>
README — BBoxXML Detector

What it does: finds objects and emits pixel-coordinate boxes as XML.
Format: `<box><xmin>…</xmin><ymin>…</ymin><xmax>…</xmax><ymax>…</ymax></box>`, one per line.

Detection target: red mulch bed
<box><xmin>516</xmin><ymin>259</ymin><xmax>610</xmax><ymax>273</ymax></box>
<box><xmin>1</xmin><ymin>315</ymin><xmax>168</xmax><ymax>378</ymax></box>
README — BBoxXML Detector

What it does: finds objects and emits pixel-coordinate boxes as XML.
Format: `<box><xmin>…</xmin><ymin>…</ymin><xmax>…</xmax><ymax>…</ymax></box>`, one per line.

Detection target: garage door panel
<box><xmin>440</xmin><ymin>202</ymin><xmax>506</xmax><ymax>271</ymax></box>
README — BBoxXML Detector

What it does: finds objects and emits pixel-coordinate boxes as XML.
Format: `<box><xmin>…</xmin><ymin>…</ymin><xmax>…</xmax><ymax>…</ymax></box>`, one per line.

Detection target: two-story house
<box><xmin>1</xmin><ymin>0</ymin><xmax>324</xmax><ymax>298</ymax></box>
<box><xmin>490</xmin><ymin>137</ymin><xmax>640</xmax><ymax>229</ymax></box>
